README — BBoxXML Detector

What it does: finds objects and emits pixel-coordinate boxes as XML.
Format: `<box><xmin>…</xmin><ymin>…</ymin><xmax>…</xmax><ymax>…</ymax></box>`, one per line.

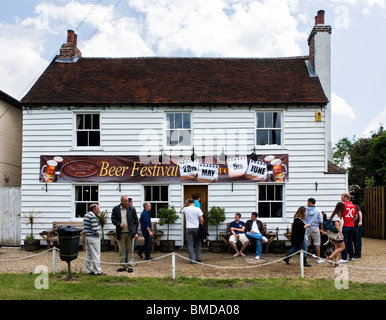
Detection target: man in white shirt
<box><xmin>245</xmin><ymin>212</ymin><xmax>268</xmax><ymax>260</ymax></box>
<box><xmin>180</xmin><ymin>198</ymin><xmax>204</xmax><ymax>263</ymax></box>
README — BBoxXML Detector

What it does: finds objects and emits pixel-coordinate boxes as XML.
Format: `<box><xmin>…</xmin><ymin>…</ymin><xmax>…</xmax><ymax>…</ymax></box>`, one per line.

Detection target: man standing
<box><xmin>305</xmin><ymin>198</ymin><xmax>324</xmax><ymax>264</ymax></box>
<box><xmin>180</xmin><ymin>198</ymin><xmax>204</xmax><ymax>263</ymax></box>
<box><xmin>245</xmin><ymin>212</ymin><xmax>268</xmax><ymax>260</ymax></box>
<box><xmin>340</xmin><ymin>193</ymin><xmax>358</xmax><ymax>263</ymax></box>
<box><xmin>136</xmin><ymin>202</ymin><xmax>154</xmax><ymax>261</ymax></box>
<box><xmin>353</xmin><ymin>204</ymin><xmax>363</xmax><ymax>258</ymax></box>
<box><xmin>229</xmin><ymin>213</ymin><xmax>250</xmax><ymax>257</ymax></box>
<box><xmin>84</xmin><ymin>203</ymin><xmax>104</xmax><ymax>275</ymax></box>
<box><xmin>111</xmin><ymin>196</ymin><xmax>139</xmax><ymax>273</ymax></box>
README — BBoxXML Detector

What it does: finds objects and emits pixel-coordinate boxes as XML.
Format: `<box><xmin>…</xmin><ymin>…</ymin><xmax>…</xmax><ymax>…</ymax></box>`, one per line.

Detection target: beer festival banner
<box><xmin>40</xmin><ymin>154</ymin><xmax>289</xmax><ymax>184</ymax></box>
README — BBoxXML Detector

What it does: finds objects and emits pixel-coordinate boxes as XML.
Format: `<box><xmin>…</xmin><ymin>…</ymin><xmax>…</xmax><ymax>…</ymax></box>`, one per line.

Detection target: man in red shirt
<box><xmin>340</xmin><ymin>193</ymin><xmax>358</xmax><ymax>263</ymax></box>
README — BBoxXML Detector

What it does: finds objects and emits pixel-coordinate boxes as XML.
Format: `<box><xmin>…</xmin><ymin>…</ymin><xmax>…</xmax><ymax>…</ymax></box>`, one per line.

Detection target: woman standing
<box><xmin>283</xmin><ymin>206</ymin><xmax>311</xmax><ymax>267</ymax></box>
<box><xmin>326</xmin><ymin>202</ymin><xmax>346</xmax><ymax>267</ymax></box>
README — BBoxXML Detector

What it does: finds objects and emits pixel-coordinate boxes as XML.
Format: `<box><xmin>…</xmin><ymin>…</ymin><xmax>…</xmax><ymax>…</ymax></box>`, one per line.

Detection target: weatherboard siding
<box><xmin>21</xmin><ymin>106</ymin><xmax>346</xmax><ymax>244</ymax></box>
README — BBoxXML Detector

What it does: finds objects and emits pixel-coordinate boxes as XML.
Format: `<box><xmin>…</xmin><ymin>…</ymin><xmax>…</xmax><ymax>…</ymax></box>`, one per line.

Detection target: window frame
<box><xmin>73</xmin><ymin>184</ymin><xmax>99</xmax><ymax>219</ymax></box>
<box><xmin>257</xmin><ymin>184</ymin><xmax>284</xmax><ymax>219</ymax></box>
<box><xmin>143</xmin><ymin>184</ymin><xmax>170</xmax><ymax>219</ymax></box>
<box><xmin>255</xmin><ymin>110</ymin><xmax>283</xmax><ymax>147</ymax></box>
<box><xmin>73</xmin><ymin>112</ymin><xmax>101</xmax><ymax>149</ymax></box>
<box><xmin>164</xmin><ymin>111</ymin><xmax>192</xmax><ymax>149</ymax></box>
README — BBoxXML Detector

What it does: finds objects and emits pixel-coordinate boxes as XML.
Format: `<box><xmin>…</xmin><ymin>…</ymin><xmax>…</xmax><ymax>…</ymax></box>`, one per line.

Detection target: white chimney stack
<box><xmin>308</xmin><ymin>10</ymin><xmax>333</xmax><ymax>163</ymax></box>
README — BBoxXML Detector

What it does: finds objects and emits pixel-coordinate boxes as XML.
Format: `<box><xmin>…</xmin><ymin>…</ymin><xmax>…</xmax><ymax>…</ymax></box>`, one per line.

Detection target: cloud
<box><xmin>127</xmin><ymin>0</ymin><xmax>304</xmax><ymax>57</ymax></box>
<box><xmin>331</xmin><ymin>92</ymin><xmax>356</xmax><ymax>121</ymax></box>
<box><xmin>0</xmin><ymin>24</ymin><xmax>48</xmax><ymax>99</ymax></box>
<box><xmin>362</xmin><ymin>106</ymin><xmax>386</xmax><ymax>138</ymax></box>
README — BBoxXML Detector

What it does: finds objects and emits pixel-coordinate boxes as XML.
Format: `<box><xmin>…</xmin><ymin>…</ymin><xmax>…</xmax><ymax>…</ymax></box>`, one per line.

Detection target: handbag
<box><xmin>324</xmin><ymin>219</ymin><xmax>338</xmax><ymax>233</ymax></box>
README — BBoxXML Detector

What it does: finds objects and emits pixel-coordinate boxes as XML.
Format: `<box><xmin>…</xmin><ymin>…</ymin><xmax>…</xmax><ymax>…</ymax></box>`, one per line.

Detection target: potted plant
<box><xmin>21</xmin><ymin>209</ymin><xmax>41</xmax><ymax>251</ymax></box>
<box><xmin>158</xmin><ymin>205</ymin><xmax>179</xmax><ymax>252</ymax></box>
<box><xmin>207</xmin><ymin>206</ymin><xmax>226</xmax><ymax>253</ymax></box>
<box><xmin>96</xmin><ymin>209</ymin><xmax>110</xmax><ymax>251</ymax></box>
<box><xmin>270</xmin><ymin>240</ymin><xmax>286</xmax><ymax>254</ymax></box>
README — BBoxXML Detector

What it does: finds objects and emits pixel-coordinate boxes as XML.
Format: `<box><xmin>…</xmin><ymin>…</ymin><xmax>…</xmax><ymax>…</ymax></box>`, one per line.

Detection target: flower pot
<box><xmin>269</xmin><ymin>241</ymin><xmax>286</xmax><ymax>254</ymax></box>
<box><xmin>209</xmin><ymin>240</ymin><xmax>224</xmax><ymax>253</ymax></box>
<box><xmin>160</xmin><ymin>240</ymin><xmax>175</xmax><ymax>252</ymax></box>
<box><xmin>101</xmin><ymin>239</ymin><xmax>110</xmax><ymax>252</ymax></box>
<box><xmin>24</xmin><ymin>239</ymin><xmax>41</xmax><ymax>251</ymax></box>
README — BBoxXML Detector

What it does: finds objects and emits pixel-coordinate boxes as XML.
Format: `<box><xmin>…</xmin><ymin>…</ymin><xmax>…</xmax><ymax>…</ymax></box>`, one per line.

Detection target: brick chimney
<box><xmin>56</xmin><ymin>30</ymin><xmax>82</xmax><ymax>61</ymax></box>
<box><xmin>308</xmin><ymin>10</ymin><xmax>333</xmax><ymax>163</ymax></box>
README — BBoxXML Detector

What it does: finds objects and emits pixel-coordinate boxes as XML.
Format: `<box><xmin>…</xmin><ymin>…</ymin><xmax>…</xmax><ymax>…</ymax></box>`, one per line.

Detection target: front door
<box><xmin>183</xmin><ymin>185</ymin><xmax>208</xmax><ymax>244</ymax></box>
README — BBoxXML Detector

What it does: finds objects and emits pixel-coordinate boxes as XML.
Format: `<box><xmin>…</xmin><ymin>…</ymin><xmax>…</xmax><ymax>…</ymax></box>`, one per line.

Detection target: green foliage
<box><xmin>158</xmin><ymin>205</ymin><xmax>179</xmax><ymax>240</ymax></box>
<box><xmin>96</xmin><ymin>209</ymin><xmax>109</xmax><ymax>240</ymax></box>
<box><xmin>333</xmin><ymin>125</ymin><xmax>386</xmax><ymax>188</ymax></box>
<box><xmin>333</xmin><ymin>136</ymin><xmax>354</xmax><ymax>169</ymax></box>
<box><xmin>207</xmin><ymin>206</ymin><xmax>226</xmax><ymax>240</ymax></box>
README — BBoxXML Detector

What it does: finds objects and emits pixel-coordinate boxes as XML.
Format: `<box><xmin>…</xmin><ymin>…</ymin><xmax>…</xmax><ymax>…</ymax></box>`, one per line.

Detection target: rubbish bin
<box><xmin>57</xmin><ymin>225</ymin><xmax>81</xmax><ymax>262</ymax></box>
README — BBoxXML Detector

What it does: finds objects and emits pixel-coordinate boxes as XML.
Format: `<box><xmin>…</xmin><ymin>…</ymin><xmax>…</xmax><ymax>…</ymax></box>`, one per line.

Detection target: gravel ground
<box><xmin>1</xmin><ymin>237</ymin><xmax>385</xmax><ymax>284</ymax></box>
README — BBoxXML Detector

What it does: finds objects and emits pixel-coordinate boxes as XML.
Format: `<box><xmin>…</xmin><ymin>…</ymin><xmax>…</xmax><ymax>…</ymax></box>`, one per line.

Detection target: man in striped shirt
<box><xmin>84</xmin><ymin>204</ymin><xmax>104</xmax><ymax>275</ymax></box>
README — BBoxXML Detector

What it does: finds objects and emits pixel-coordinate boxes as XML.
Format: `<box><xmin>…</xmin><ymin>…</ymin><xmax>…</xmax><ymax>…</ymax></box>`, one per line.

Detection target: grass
<box><xmin>0</xmin><ymin>273</ymin><xmax>385</xmax><ymax>300</ymax></box>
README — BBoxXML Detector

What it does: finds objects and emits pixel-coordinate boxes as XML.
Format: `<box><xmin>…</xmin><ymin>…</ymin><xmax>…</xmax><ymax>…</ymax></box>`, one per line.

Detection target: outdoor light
<box><xmin>251</xmin><ymin>147</ymin><xmax>258</xmax><ymax>161</ymax></box>
<box><xmin>159</xmin><ymin>148</ymin><xmax>164</xmax><ymax>164</ymax></box>
<box><xmin>191</xmin><ymin>147</ymin><xmax>197</xmax><ymax>161</ymax></box>
<box><xmin>219</xmin><ymin>147</ymin><xmax>227</xmax><ymax>162</ymax></box>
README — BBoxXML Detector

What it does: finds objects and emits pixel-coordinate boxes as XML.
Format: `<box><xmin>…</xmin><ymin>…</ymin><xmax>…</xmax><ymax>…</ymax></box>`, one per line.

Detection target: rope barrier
<box><xmin>0</xmin><ymin>247</ymin><xmax>55</xmax><ymax>262</ymax></box>
<box><xmin>1</xmin><ymin>247</ymin><xmax>386</xmax><ymax>272</ymax></box>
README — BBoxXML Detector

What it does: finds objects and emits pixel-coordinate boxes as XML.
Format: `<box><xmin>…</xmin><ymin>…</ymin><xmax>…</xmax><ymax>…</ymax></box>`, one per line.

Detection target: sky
<box><xmin>0</xmin><ymin>0</ymin><xmax>385</xmax><ymax>146</ymax></box>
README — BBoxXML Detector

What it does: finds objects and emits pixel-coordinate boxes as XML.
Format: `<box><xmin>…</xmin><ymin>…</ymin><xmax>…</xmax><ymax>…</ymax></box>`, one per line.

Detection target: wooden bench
<box><xmin>219</xmin><ymin>222</ymin><xmax>278</xmax><ymax>254</ymax></box>
<box><xmin>106</xmin><ymin>221</ymin><xmax>164</xmax><ymax>252</ymax></box>
<box><xmin>39</xmin><ymin>221</ymin><xmax>86</xmax><ymax>252</ymax></box>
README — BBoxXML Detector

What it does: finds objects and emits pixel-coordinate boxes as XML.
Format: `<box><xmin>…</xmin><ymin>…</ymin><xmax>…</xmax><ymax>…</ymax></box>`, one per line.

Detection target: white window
<box><xmin>76</xmin><ymin>113</ymin><xmax>100</xmax><ymax>147</ymax></box>
<box><xmin>258</xmin><ymin>185</ymin><xmax>283</xmax><ymax>218</ymax></box>
<box><xmin>144</xmin><ymin>185</ymin><xmax>169</xmax><ymax>218</ymax></box>
<box><xmin>256</xmin><ymin>111</ymin><xmax>282</xmax><ymax>146</ymax></box>
<box><xmin>74</xmin><ymin>185</ymin><xmax>99</xmax><ymax>218</ymax></box>
<box><xmin>166</xmin><ymin>112</ymin><xmax>191</xmax><ymax>147</ymax></box>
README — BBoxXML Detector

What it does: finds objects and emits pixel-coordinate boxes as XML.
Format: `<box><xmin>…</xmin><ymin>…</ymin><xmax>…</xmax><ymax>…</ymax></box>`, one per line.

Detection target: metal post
<box><xmin>172</xmin><ymin>252</ymin><xmax>175</xmax><ymax>280</ymax></box>
<box><xmin>52</xmin><ymin>247</ymin><xmax>56</xmax><ymax>275</ymax></box>
<box><xmin>66</xmin><ymin>261</ymin><xmax>72</xmax><ymax>280</ymax></box>
<box><xmin>300</xmin><ymin>249</ymin><xmax>304</xmax><ymax>279</ymax></box>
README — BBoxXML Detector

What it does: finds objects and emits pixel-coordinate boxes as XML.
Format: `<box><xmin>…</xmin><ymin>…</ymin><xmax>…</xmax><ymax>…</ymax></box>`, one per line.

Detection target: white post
<box><xmin>300</xmin><ymin>249</ymin><xmax>304</xmax><ymax>279</ymax></box>
<box><xmin>52</xmin><ymin>247</ymin><xmax>56</xmax><ymax>275</ymax></box>
<box><xmin>172</xmin><ymin>252</ymin><xmax>175</xmax><ymax>280</ymax></box>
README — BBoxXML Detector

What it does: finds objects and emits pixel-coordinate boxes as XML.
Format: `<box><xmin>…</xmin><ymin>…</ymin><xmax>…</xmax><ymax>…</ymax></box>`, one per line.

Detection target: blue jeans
<box><xmin>246</xmin><ymin>232</ymin><xmax>263</xmax><ymax>256</ymax></box>
<box><xmin>342</xmin><ymin>226</ymin><xmax>354</xmax><ymax>260</ymax></box>
<box><xmin>288</xmin><ymin>239</ymin><xmax>307</xmax><ymax>258</ymax></box>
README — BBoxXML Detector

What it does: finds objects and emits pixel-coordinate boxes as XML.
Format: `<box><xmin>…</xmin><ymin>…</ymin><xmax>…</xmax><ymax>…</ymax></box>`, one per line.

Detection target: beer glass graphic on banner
<box><xmin>41</xmin><ymin>160</ymin><xmax>57</xmax><ymax>183</ymax></box>
<box><xmin>271</xmin><ymin>159</ymin><xmax>287</xmax><ymax>182</ymax></box>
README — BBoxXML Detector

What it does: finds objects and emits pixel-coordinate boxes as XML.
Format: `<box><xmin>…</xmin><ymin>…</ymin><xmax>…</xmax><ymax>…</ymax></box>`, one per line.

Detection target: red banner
<box><xmin>40</xmin><ymin>154</ymin><xmax>289</xmax><ymax>184</ymax></box>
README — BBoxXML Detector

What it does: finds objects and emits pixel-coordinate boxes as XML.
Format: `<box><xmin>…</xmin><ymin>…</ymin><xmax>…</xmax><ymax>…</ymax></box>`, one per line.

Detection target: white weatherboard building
<box><xmin>20</xmin><ymin>10</ymin><xmax>346</xmax><ymax>246</ymax></box>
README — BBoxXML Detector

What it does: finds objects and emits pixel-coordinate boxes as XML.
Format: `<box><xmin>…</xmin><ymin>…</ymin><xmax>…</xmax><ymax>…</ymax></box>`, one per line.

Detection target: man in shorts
<box><xmin>305</xmin><ymin>198</ymin><xmax>324</xmax><ymax>264</ymax></box>
<box><xmin>229</xmin><ymin>213</ymin><xmax>250</xmax><ymax>257</ymax></box>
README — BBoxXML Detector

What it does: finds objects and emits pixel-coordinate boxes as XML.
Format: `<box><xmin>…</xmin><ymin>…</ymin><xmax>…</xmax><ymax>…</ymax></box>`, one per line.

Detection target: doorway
<box><xmin>183</xmin><ymin>185</ymin><xmax>208</xmax><ymax>244</ymax></box>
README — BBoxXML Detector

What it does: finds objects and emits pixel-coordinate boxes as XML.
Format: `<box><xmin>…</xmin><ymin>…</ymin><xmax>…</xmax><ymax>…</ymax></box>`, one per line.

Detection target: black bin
<box><xmin>57</xmin><ymin>225</ymin><xmax>81</xmax><ymax>262</ymax></box>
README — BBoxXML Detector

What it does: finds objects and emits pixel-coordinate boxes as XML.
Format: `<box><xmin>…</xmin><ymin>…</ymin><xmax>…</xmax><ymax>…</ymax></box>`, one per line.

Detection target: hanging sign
<box><xmin>40</xmin><ymin>154</ymin><xmax>289</xmax><ymax>184</ymax></box>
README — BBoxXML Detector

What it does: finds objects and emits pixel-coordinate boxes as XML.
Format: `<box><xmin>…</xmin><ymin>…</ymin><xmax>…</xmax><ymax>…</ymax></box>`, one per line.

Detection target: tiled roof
<box><xmin>21</xmin><ymin>56</ymin><xmax>328</xmax><ymax>106</ymax></box>
<box><xmin>327</xmin><ymin>160</ymin><xmax>346</xmax><ymax>174</ymax></box>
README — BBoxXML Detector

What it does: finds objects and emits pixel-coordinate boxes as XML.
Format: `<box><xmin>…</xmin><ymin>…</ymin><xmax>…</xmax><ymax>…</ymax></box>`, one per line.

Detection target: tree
<box><xmin>333</xmin><ymin>125</ymin><xmax>386</xmax><ymax>188</ymax></box>
<box><xmin>333</xmin><ymin>136</ymin><xmax>354</xmax><ymax>169</ymax></box>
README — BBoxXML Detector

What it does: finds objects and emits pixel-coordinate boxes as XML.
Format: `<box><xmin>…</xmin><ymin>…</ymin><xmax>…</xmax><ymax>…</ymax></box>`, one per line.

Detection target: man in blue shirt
<box><xmin>229</xmin><ymin>213</ymin><xmax>250</xmax><ymax>257</ymax></box>
<box><xmin>136</xmin><ymin>202</ymin><xmax>154</xmax><ymax>260</ymax></box>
